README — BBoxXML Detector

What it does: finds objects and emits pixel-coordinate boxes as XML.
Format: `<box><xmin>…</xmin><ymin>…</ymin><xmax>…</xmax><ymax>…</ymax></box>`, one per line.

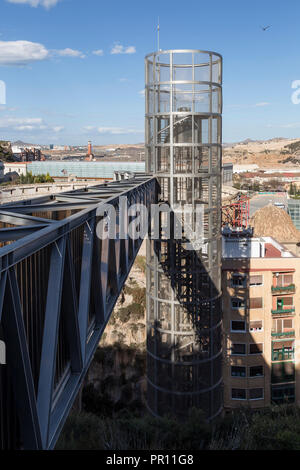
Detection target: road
<box><xmin>249</xmin><ymin>193</ymin><xmax>288</xmax><ymax>217</ymax></box>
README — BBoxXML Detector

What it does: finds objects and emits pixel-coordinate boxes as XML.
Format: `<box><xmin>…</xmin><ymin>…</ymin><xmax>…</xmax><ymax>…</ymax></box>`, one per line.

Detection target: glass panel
<box><xmin>194</xmin><ymin>116</ymin><xmax>209</xmax><ymax>144</ymax></box>
<box><xmin>156</xmin><ymin>85</ymin><xmax>171</xmax><ymax>113</ymax></box>
<box><xmin>174</xmin><ymin>305</ymin><xmax>193</xmax><ymax>332</ymax></box>
<box><xmin>147</xmin><ymin>59</ymin><xmax>153</xmax><ymax>84</ymax></box>
<box><xmin>156</xmin><ymin>146</ymin><xmax>170</xmax><ymax>173</ymax></box>
<box><xmin>212</xmin><ymin>117</ymin><xmax>221</xmax><ymax>143</ymax></box>
<box><xmin>155</xmin><ymin>54</ymin><xmax>170</xmax><ymax>82</ymax></box>
<box><xmin>173</xmin><ymin>177</ymin><xmax>193</xmax><ymax>205</ymax></box>
<box><xmin>157</xmin><ymin>271</ymin><xmax>171</xmax><ymax>299</ymax></box>
<box><xmin>173</xmin><ymin>84</ymin><xmax>193</xmax><ymax>112</ymax></box>
<box><xmin>156</xmin><ymin>116</ymin><xmax>170</xmax><ymax>144</ymax></box>
<box><xmin>158</xmin><ymin>177</ymin><xmax>170</xmax><ymax>201</ymax></box>
<box><xmin>212</xmin><ymin>87</ymin><xmax>221</xmax><ymax>113</ymax></box>
<box><xmin>212</xmin><ymin>55</ymin><xmax>221</xmax><ymax>83</ymax></box>
<box><xmin>173</xmin><ymin>52</ymin><xmax>193</xmax><ymax>66</ymax></box>
<box><xmin>195</xmin><ymin>146</ymin><xmax>209</xmax><ymax>173</ymax></box>
<box><xmin>194</xmin><ymin>84</ymin><xmax>210</xmax><ymax>112</ymax></box>
<box><xmin>148</xmin><ymin>87</ymin><xmax>154</xmax><ymax>114</ymax></box>
<box><xmin>194</xmin><ymin>53</ymin><xmax>210</xmax><ymax>81</ymax></box>
<box><xmin>157</xmin><ymin>301</ymin><xmax>171</xmax><ymax>330</ymax></box>
<box><xmin>173</xmin><ymin>146</ymin><xmax>193</xmax><ymax>173</ymax></box>
<box><xmin>173</xmin><ymin>115</ymin><xmax>192</xmax><ymax>143</ymax></box>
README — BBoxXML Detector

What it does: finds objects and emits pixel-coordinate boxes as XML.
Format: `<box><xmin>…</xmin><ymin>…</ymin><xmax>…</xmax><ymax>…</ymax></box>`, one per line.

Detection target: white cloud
<box><xmin>6</xmin><ymin>0</ymin><xmax>59</xmax><ymax>9</ymax></box>
<box><xmin>0</xmin><ymin>117</ymin><xmax>64</xmax><ymax>133</ymax></box>
<box><xmin>0</xmin><ymin>40</ymin><xmax>86</xmax><ymax>65</ymax></box>
<box><xmin>124</xmin><ymin>46</ymin><xmax>136</xmax><ymax>54</ymax></box>
<box><xmin>97</xmin><ymin>126</ymin><xmax>143</xmax><ymax>135</ymax></box>
<box><xmin>110</xmin><ymin>43</ymin><xmax>136</xmax><ymax>55</ymax></box>
<box><xmin>92</xmin><ymin>49</ymin><xmax>104</xmax><ymax>56</ymax></box>
<box><xmin>267</xmin><ymin>122</ymin><xmax>300</xmax><ymax>129</ymax></box>
<box><xmin>0</xmin><ymin>117</ymin><xmax>43</xmax><ymax>128</ymax></box>
<box><xmin>0</xmin><ymin>40</ymin><xmax>48</xmax><ymax>65</ymax></box>
<box><xmin>83</xmin><ymin>125</ymin><xmax>143</xmax><ymax>134</ymax></box>
<box><xmin>254</xmin><ymin>102</ymin><xmax>270</xmax><ymax>107</ymax></box>
<box><xmin>226</xmin><ymin>102</ymin><xmax>271</xmax><ymax>110</ymax></box>
<box><xmin>138</xmin><ymin>89</ymin><xmax>145</xmax><ymax>96</ymax></box>
<box><xmin>54</xmin><ymin>48</ymin><xmax>85</xmax><ymax>59</ymax></box>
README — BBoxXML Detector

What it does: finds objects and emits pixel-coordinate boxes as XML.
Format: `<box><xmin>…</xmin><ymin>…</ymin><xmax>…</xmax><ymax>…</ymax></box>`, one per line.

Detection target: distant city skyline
<box><xmin>0</xmin><ymin>0</ymin><xmax>300</xmax><ymax>145</ymax></box>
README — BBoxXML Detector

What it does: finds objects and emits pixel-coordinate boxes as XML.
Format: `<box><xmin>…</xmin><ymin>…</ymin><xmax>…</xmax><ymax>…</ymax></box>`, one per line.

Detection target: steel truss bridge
<box><xmin>0</xmin><ymin>175</ymin><xmax>156</xmax><ymax>450</ymax></box>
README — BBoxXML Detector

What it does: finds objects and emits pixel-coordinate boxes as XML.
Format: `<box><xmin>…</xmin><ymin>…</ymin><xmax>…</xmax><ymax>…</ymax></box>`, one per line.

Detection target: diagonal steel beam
<box><xmin>36</xmin><ymin>237</ymin><xmax>67</xmax><ymax>449</ymax></box>
<box><xmin>0</xmin><ymin>225</ymin><xmax>49</xmax><ymax>242</ymax></box>
<box><xmin>78</xmin><ymin>219</ymin><xmax>95</xmax><ymax>364</ymax></box>
<box><xmin>0</xmin><ymin>210</ymin><xmax>54</xmax><ymax>226</ymax></box>
<box><xmin>2</xmin><ymin>268</ymin><xmax>42</xmax><ymax>449</ymax></box>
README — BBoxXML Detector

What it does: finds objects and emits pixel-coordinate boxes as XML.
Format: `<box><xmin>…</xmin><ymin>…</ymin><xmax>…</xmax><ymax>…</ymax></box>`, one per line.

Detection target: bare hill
<box><xmin>223</xmin><ymin>138</ymin><xmax>300</xmax><ymax>169</ymax></box>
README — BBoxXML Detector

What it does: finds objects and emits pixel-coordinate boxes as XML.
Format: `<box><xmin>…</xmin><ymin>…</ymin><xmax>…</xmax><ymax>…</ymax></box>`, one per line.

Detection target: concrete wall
<box><xmin>0</xmin><ymin>181</ymin><xmax>101</xmax><ymax>204</ymax></box>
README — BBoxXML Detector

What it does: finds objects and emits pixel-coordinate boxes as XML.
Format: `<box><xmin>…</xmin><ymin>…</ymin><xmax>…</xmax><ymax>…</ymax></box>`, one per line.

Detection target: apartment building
<box><xmin>222</xmin><ymin>230</ymin><xmax>300</xmax><ymax>409</ymax></box>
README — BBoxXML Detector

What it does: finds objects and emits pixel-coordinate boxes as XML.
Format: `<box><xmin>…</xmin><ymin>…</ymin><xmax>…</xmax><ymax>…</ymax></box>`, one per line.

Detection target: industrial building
<box><xmin>288</xmin><ymin>199</ymin><xmax>300</xmax><ymax>230</ymax></box>
<box><xmin>222</xmin><ymin>230</ymin><xmax>300</xmax><ymax>407</ymax></box>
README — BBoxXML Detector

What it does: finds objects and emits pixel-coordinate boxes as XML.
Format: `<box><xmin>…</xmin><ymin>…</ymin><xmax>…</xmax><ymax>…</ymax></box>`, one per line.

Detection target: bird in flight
<box><xmin>261</xmin><ymin>25</ymin><xmax>271</xmax><ymax>31</ymax></box>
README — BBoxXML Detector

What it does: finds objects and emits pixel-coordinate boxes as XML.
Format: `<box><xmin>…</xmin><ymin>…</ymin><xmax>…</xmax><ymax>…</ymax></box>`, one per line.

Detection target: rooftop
<box><xmin>222</xmin><ymin>232</ymin><xmax>294</xmax><ymax>259</ymax></box>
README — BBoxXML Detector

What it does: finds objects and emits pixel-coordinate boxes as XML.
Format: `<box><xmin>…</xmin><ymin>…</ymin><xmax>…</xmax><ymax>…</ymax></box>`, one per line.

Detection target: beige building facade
<box><xmin>222</xmin><ymin>234</ymin><xmax>300</xmax><ymax>409</ymax></box>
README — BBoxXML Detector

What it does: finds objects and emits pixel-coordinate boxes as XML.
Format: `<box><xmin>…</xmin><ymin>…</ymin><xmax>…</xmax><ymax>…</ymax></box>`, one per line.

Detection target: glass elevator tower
<box><xmin>145</xmin><ymin>50</ymin><xmax>223</xmax><ymax>420</ymax></box>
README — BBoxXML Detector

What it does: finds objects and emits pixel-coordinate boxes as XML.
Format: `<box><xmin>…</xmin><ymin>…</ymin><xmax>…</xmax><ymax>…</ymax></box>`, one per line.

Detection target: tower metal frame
<box><xmin>145</xmin><ymin>50</ymin><xmax>223</xmax><ymax>419</ymax></box>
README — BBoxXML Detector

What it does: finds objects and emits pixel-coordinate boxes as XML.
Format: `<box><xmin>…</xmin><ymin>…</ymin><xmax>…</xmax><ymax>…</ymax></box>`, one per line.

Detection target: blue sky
<box><xmin>0</xmin><ymin>0</ymin><xmax>300</xmax><ymax>145</ymax></box>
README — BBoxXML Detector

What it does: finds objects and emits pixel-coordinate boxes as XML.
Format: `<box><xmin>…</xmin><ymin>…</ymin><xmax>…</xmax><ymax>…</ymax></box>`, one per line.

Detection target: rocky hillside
<box><xmin>83</xmin><ymin>252</ymin><xmax>147</xmax><ymax>416</ymax></box>
<box><xmin>223</xmin><ymin>137</ymin><xmax>300</xmax><ymax>168</ymax></box>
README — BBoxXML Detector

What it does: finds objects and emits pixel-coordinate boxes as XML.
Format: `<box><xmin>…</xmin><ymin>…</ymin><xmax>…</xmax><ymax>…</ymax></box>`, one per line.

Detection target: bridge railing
<box><xmin>0</xmin><ymin>175</ymin><xmax>156</xmax><ymax>449</ymax></box>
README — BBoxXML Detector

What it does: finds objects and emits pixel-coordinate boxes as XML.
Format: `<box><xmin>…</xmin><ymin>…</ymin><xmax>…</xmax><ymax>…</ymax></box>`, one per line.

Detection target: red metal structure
<box><xmin>222</xmin><ymin>195</ymin><xmax>250</xmax><ymax>229</ymax></box>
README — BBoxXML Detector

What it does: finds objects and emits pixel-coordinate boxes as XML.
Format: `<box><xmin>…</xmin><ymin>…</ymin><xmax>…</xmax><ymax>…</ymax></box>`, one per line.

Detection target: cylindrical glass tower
<box><xmin>145</xmin><ymin>50</ymin><xmax>223</xmax><ymax>420</ymax></box>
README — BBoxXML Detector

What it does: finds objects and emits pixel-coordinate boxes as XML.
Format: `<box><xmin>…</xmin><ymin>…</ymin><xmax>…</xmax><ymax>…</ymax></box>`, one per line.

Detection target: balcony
<box><xmin>272</xmin><ymin>348</ymin><xmax>294</xmax><ymax>361</ymax></box>
<box><xmin>271</xmin><ymin>307</ymin><xmax>295</xmax><ymax>315</ymax></box>
<box><xmin>271</xmin><ymin>284</ymin><xmax>295</xmax><ymax>295</ymax></box>
<box><xmin>271</xmin><ymin>330</ymin><xmax>295</xmax><ymax>339</ymax></box>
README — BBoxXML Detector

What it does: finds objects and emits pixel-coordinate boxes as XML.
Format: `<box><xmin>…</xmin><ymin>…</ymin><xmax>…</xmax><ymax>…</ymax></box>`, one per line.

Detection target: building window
<box><xmin>231</xmin><ymin>343</ymin><xmax>246</xmax><ymax>355</ymax></box>
<box><xmin>271</xmin><ymin>384</ymin><xmax>295</xmax><ymax>404</ymax></box>
<box><xmin>249</xmin><ymin>275</ymin><xmax>263</xmax><ymax>286</ymax></box>
<box><xmin>249</xmin><ymin>343</ymin><xmax>263</xmax><ymax>354</ymax></box>
<box><xmin>272</xmin><ymin>318</ymin><xmax>293</xmax><ymax>334</ymax></box>
<box><xmin>249</xmin><ymin>388</ymin><xmax>264</xmax><ymax>400</ymax></box>
<box><xmin>272</xmin><ymin>340</ymin><xmax>294</xmax><ymax>361</ymax></box>
<box><xmin>232</xmin><ymin>388</ymin><xmax>246</xmax><ymax>400</ymax></box>
<box><xmin>231</xmin><ymin>298</ymin><xmax>245</xmax><ymax>309</ymax></box>
<box><xmin>231</xmin><ymin>366</ymin><xmax>246</xmax><ymax>377</ymax></box>
<box><xmin>276</xmin><ymin>273</ymin><xmax>293</xmax><ymax>287</ymax></box>
<box><xmin>231</xmin><ymin>274</ymin><xmax>246</xmax><ymax>287</ymax></box>
<box><xmin>249</xmin><ymin>365</ymin><xmax>264</xmax><ymax>377</ymax></box>
<box><xmin>231</xmin><ymin>320</ymin><xmax>246</xmax><ymax>333</ymax></box>
<box><xmin>249</xmin><ymin>297</ymin><xmax>263</xmax><ymax>309</ymax></box>
<box><xmin>271</xmin><ymin>362</ymin><xmax>295</xmax><ymax>384</ymax></box>
<box><xmin>249</xmin><ymin>320</ymin><xmax>263</xmax><ymax>332</ymax></box>
<box><xmin>276</xmin><ymin>297</ymin><xmax>293</xmax><ymax>309</ymax></box>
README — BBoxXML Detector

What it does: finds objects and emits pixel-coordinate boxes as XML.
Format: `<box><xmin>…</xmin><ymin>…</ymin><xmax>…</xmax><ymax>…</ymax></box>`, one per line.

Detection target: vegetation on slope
<box><xmin>18</xmin><ymin>171</ymin><xmax>54</xmax><ymax>184</ymax></box>
<box><xmin>57</xmin><ymin>405</ymin><xmax>300</xmax><ymax>450</ymax></box>
<box><xmin>0</xmin><ymin>141</ymin><xmax>14</xmax><ymax>162</ymax></box>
